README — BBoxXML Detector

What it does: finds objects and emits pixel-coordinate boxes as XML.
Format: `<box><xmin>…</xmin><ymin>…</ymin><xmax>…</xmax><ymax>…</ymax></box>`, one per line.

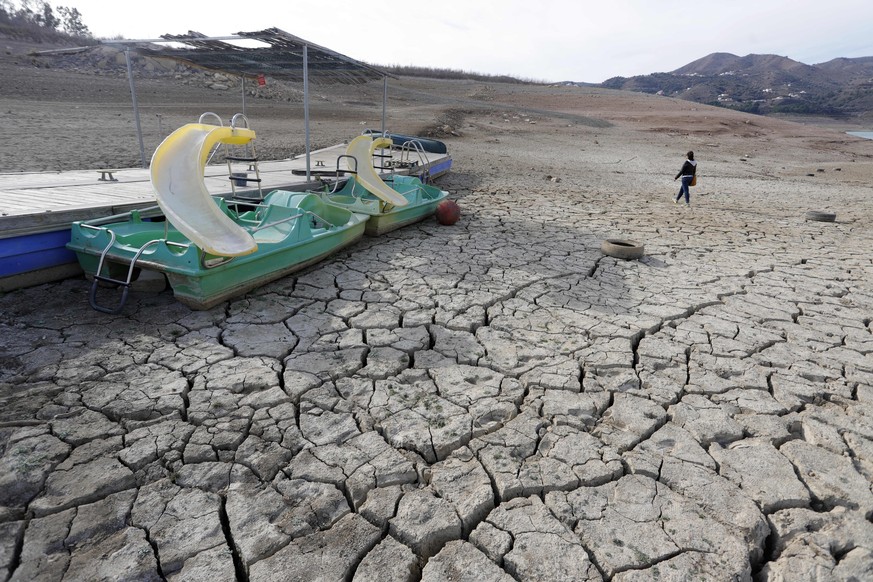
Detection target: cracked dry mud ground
<box><xmin>2</xmin><ymin>102</ymin><xmax>873</xmax><ymax>581</ymax></box>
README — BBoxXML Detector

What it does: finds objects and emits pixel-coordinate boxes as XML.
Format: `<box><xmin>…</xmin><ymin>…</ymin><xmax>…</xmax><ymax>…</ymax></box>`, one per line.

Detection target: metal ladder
<box><xmin>363</xmin><ymin>130</ymin><xmax>433</xmax><ymax>184</ymax></box>
<box><xmin>201</xmin><ymin>112</ymin><xmax>264</xmax><ymax>200</ymax></box>
<box><xmin>84</xmin><ymin>227</ymin><xmax>164</xmax><ymax>314</ymax></box>
<box><xmin>396</xmin><ymin>139</ymin><xmax>432</xmax><ymax>184</ymax></box>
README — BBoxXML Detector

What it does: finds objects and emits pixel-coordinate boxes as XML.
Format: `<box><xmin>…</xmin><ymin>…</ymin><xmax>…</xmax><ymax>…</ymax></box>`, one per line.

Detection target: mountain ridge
<box><xmin>598</xmin><ymin>52</ymin><xmax>873</xmax><ymax>118</ymax></box>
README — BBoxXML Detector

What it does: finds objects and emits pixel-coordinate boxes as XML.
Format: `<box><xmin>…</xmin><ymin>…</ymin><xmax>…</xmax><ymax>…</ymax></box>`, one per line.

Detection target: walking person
<box><xmin>674</xmin><ymin>151</ymin><xmax>697</xmax><ymax>205</ymax></box>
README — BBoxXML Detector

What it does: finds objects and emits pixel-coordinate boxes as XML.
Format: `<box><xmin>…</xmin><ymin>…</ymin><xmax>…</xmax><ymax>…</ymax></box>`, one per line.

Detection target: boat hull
<box><xmin>165</xmin><ymin>225</ymin><xmax>364</xmax><ymax>309</ymax></box>
<box><xmin>363</xmin><ymin>130</ymin><xmax>448</xmax><ymax>154</ymax></box>
<box><xmin>363</xmin><ymin>198</ymin><xmax>444</xmax><ymax>236</ymax></box>
<box><xmin>317</xmin><ymin>174</ymin><xmax>448</xmax><ymax>236</ymax></box>
<box><xmin>68</xmin><ymin>195</ymin><xmax>367</xmax><ymax>310</ymax></box>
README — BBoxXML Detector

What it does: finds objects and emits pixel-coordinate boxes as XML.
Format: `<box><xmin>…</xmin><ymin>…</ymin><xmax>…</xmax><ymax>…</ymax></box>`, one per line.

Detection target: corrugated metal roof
<box><xmin>137</xmin><ymin>27</ymin><xmax>392</xmax><ymax>84</ymax></box>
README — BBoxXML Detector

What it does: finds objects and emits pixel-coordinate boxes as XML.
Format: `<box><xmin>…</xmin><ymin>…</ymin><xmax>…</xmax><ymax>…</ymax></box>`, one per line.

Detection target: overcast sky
<box><xmin>58</xmin><ymin>0</ymin><xmax>873</xmax><ymax>83</ymax></box>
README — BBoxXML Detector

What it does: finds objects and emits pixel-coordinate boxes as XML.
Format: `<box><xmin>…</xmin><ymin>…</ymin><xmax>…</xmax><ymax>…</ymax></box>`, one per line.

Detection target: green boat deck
<box><xmin>67</xmin><ymin>194</ymin><xmax>368</xmax><ymax>311</ymax></box>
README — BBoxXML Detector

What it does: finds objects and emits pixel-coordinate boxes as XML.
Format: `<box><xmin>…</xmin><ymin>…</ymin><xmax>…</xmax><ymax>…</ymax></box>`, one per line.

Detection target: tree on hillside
<box><xmin>35</xmin><ymin>1</ymin><xmax>58</xmax><ymax>29</ymax></box>
<box><xmin>0</xmin><ymin>0</ymin><xmax>91</xmax><ymax>38</ymax></box>
<box><xmin>56</xmin><ymin>5</ymin><xmax>89</xmax><ymax>36</ymax></box>
<box><xmin>11</xmin><ymin>0</ymin><xmax>39</xmax><ymax>19</ymax></box>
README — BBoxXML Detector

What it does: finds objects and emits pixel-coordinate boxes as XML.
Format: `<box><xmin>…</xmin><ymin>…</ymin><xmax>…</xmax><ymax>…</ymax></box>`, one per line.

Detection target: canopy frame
<box><xmin>102</xmin><ymin>28</ymin><xmax>394</xmax><ymax>174</ymax></box>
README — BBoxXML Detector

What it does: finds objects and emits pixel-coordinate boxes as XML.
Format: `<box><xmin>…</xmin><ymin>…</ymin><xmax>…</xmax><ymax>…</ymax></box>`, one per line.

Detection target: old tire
<box><xmin>601</xmin><ymin>239</ymin><xmax>645</xmax><ymax>260</ymax></box>
<box><xmin>805</xmin><ymin>211</ymin><xmax>836</xmax><ymax>222</ymax></box>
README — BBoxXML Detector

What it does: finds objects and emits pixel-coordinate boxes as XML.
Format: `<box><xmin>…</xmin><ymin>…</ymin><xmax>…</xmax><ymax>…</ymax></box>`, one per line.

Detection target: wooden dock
<box><xmin>0</xmin><ymin>144</ymin><xmax>452</xmax><ymax>290</ymax></box>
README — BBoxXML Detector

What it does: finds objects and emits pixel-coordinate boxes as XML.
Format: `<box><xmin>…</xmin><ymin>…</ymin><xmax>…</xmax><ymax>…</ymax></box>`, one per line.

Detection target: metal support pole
<box><xmin>241</xmin><ymin>76</ymin><xmax>246</xmax><ymax>116</ymax></box>
<box><xmin>124</xmin><ymin>47</ymin><xmax>147</xmax><ymax>168</ymax></box>
<box><xmin>304</xmin><ymin>44</ymin><xmax>310</xmax><ymax>181</ymax></box>
<box><xmin>381</xmin><ymin>76</ymin><xmax>387</xmax><ymax>134</ymax></box>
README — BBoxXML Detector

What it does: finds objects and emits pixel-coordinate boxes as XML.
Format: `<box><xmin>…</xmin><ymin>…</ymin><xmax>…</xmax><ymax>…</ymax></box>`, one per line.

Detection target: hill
<box><xmin>2</xmin><ymin>26</ymin><xmax>871</xmax><ymax>174</ymax></box>
<box><xmin>601</xmin><ymin>52</ymin><xmax>873</xmax><ymax>119</ymax></box>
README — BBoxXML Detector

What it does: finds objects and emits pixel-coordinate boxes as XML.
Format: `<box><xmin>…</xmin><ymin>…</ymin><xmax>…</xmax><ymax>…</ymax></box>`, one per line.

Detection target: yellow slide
<box><xmin>346</xmin><ymin>135</ymin><xmax>409</xmax><ymax>208</ymax></box>
<box><xmin>150</xmin><ymin>123</ymin><xmax>258</xmax><ymax>257</ymax></box>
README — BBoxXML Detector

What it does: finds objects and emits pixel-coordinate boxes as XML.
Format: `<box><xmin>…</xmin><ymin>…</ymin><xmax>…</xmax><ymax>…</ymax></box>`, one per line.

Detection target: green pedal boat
<box><xmin>316</xmin><ymin>135</ymin><xmax>448</xmax><ymax>236</ymax></box>
<box><xmin>67</xmin><ymin>117</ymin><xmax>367</xmax><ymax>312</ymax></box>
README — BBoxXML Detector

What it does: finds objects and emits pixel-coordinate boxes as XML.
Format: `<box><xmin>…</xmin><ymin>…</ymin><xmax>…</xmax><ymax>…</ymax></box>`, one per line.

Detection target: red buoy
<box><xmin>435</xmin><ymin>200</ymin><xmax>461</xmax><ymax>225</ymax></box>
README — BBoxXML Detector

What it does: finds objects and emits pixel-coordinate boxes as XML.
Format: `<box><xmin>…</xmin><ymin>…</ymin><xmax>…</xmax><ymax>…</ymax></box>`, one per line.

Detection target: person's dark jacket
<box><xmin>675</xmin><ymin>160</ymin><xmax>697</xmax><ymax>179</ymax></box>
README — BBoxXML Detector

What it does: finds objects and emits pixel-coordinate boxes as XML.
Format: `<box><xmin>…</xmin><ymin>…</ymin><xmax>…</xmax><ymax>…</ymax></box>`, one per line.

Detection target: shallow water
<box><xmin>847</xmin><ymin>130</ymin><xmax>873</xmax><ymax>140</ymax></box>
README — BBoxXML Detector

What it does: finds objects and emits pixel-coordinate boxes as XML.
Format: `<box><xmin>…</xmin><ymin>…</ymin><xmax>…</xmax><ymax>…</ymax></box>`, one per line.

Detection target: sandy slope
<box><xmin>2</xmin><ymin>40</ymin><xmax>871</xmax><ymax>179</ymax></box>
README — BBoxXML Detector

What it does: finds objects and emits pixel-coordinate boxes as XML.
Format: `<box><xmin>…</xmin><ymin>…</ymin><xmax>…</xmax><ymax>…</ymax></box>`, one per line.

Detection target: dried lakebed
<box><xmin>2</xmin><ymin>133</ymin><xmax>873</xmax><ymax>581</ymax></box>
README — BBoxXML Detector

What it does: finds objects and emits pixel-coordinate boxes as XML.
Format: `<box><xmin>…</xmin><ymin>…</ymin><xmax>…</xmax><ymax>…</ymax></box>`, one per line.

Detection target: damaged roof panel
<box><xmin>137</xmin><ymin>27</ymin><xmax>392</xmax><ymax>84</ymax></box>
